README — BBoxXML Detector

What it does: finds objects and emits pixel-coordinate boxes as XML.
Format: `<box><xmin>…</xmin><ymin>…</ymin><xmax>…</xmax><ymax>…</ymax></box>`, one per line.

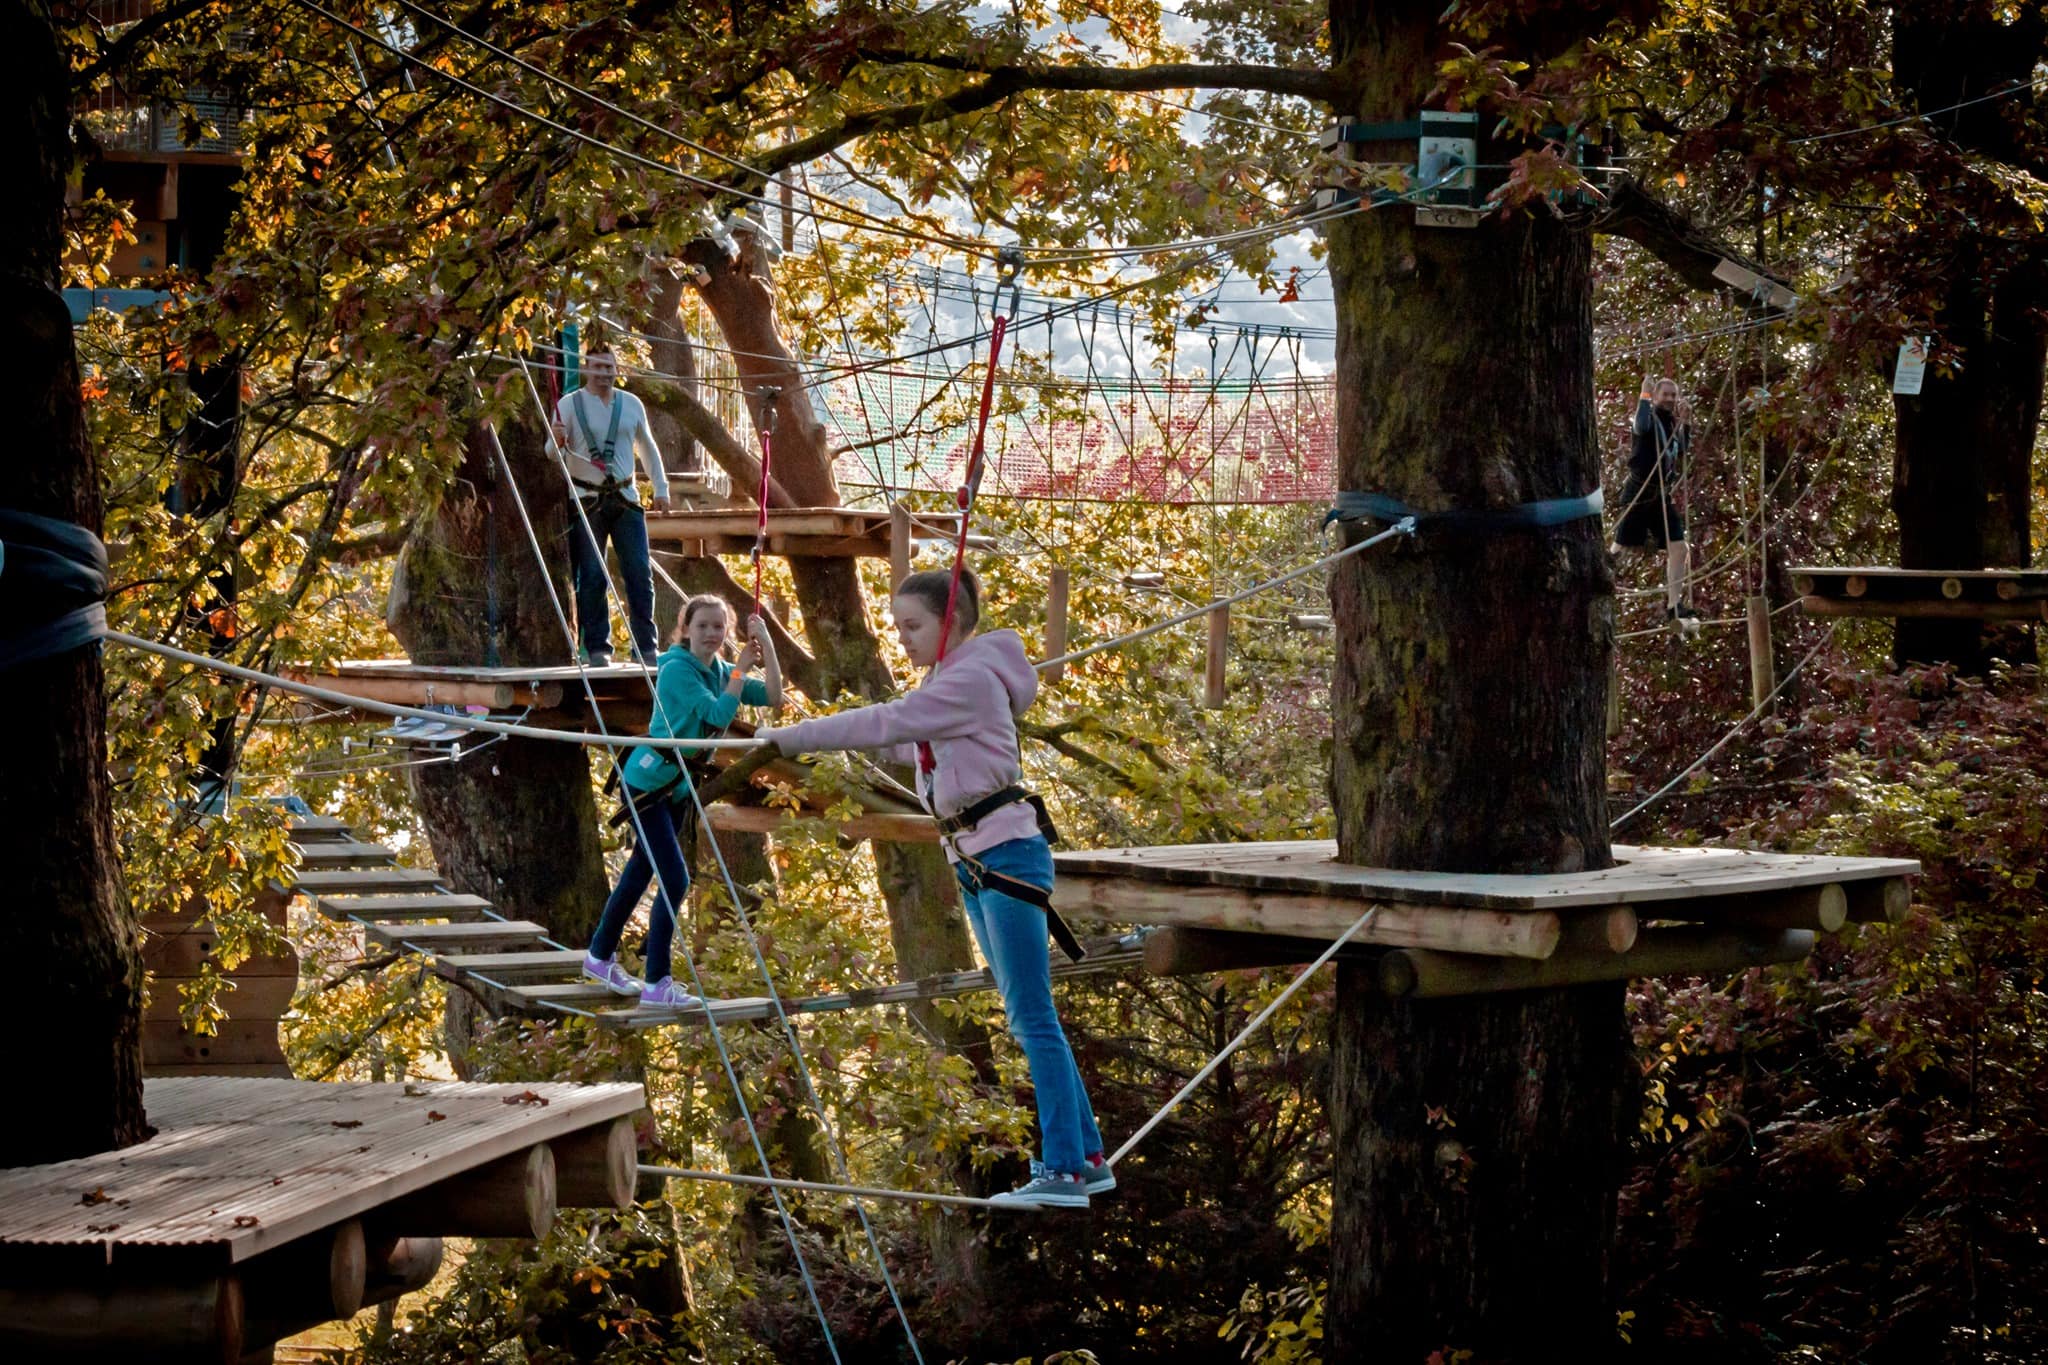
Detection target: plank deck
<box><xmin>292</xmin><ymin>839</ymin><xmax>398</xmax><ymax>868</ymax></box>
<box><xmin>290</xmin><ymin>867</ymin><xmax>446</xmax><ymax>895</ymax></box>
<box><xmin>0</xmin><ymin>1077</ymin><xmax>643</xmax><ymax>1266</ymax></box>
<box><xmin>314</xmin><ymin>893</ymin><xmax>495</xmax><ymax>922</ymax></box>
<box><xmin>1052</xmin><ymin>841</ymin><xmax>1918</xmax><ymax>911</ymax></box>
<box><xmin>433</xmin><ymin>949</ymin><xmax>586</xmax><ymax>982</ymax></box>
<box><xmin>361</xmin><ymin>920</ymin><xmax>549</xmax><ymax>952</ymax></box>
<box><xmin>1792</xmin><ymin>565</ymin><xmax>2048</xmax><ymax>621</ymax></box>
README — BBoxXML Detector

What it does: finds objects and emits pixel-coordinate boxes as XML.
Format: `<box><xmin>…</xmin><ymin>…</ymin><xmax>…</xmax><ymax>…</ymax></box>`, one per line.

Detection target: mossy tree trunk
<box><xmin>388</xmin><ymin>416</ymin><xmax>608</xmax><ymax>949</ymax></box>
<box><xmin>1322</xmin><ymin>2</ymin><xmax>1637</xmax><ymax>1357</ymax></box>
<box><xmin>0</xmin><ymin>0</ymin><xmax>151</xmax><ymax>1168</ymax></box>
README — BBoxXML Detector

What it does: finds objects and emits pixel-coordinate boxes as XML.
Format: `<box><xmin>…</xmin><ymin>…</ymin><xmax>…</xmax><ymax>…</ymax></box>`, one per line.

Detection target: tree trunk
<box><xmin>1889</xmin><ymin>247</ymin><xmax>2044</xmax><ymax>671</ymax></box>
<box><xmin>388</xmin><ymin>417</ymin><xmax>608</xmax><ymax>946</ymax></box>
<box><xmin>1323</xmin><ymin>2</ymin><xmax>1633</xmax><ymax>1357</ymax></box>
<box><xmin>0</xmin><ymin>0</ymin><xmax>151</xmax><ymax>1166</ymax></box>
<box><xmin>1887</xmin><ymin>6</ymin><xmax>2045</xmax><ymax>671</ymax></box>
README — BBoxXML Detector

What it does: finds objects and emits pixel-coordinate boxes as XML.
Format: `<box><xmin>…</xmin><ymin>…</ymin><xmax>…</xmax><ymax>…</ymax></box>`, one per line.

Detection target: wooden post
<box><xmin>1044</xmin><ymin>566</ymin><xmax>1070</xmax><ymax>683</ymax></box>
<box><xmin>1376</xmin><ymin>926</ymin><xmax>1814</xmax><ymax>998</ymax></box>
<box><xmin>362</xmin><ymin>1236</ymin><xmax>445</xmax><ymax>1307</ymax></box>
<box><xmin>240</xmin><ymin>1218</ymin><xmax>369</xmax><ymax>1347</ymax></box>
<box><xmin>1203</xmin><ymin>605</ymin><xmax>1229</xmax><ymax>708</ymax></box>
<box><xmin>1745</xmin><ymin>594</ymin><xmax>1775</xmax><ymax>710</ymax></box>
<box><xmin>1844</xmin><ymin>876</ymin><xmax>1911</xmax><ymax>925</ymax></box>
<box><xmin>779</xmin><ymin>174</ymin><xmax>795</xmax><ymax>254</ymax></box>
<box><xmin>0</xmin><ymin>1274</ymin><xmax>244</xmax><ymax>1364</ymax></box>
<box><xmin>888</xmin><ymin>501</ymin><xmax>912</xmax><ymax>590</ymax></box>
<box><xmin>1720</xmin><ymin>883</ymin><xmax>1845</xmax><ymax>934</ymax></box>
<box><xmin>1606</xmin><ymin>653</ymin><xmax>1622</xmax><ymax>738</ymax></box>
<box><xmin>378</xmin><ymin>1143</ymin><xmax>556</xmax><ymax>1239</ymax></box>
<box><xmin>553</xmin><ymin>1115</ymin><xmax>639</xmax><ymax>1209</ymax></box>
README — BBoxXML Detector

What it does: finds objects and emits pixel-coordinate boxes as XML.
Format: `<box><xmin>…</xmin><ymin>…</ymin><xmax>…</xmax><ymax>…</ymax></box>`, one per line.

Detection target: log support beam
<box><xmin>376</xmin><ymin>1142</ymin><xmax>556</xmax><ymax>1239</ymax></box>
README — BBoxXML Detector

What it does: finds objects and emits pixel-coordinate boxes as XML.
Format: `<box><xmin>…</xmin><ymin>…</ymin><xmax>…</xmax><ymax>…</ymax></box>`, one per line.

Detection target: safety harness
<box><xmin>934</xmin><ymin>780</ymin><xmax>1087</xmax><ymax>964</ymax></box>
<box><xmin>570</xmin><ymin>388</ymin><xmax>631</xmax><ymax>498</ymax></box>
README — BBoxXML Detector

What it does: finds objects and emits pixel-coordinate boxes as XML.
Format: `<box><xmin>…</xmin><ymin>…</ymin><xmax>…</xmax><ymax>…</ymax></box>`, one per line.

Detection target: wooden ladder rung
<box><xmin>363</xmin><ymin>920</ymin><xmax>548</xmax><ymax>952</ymax></box>
<box><xmin>496</xmin><ymin>981</ymin><xmax>638</xmax><ymax>1011</ymax></box>
<box><xmin>291</xmin><ymin>868</ymin><xmax>446</xmax><ymax>895</ymax></box>
<box><xmin>286</xmin><ymin>815</ymin><xmax>354</xmax><ymax>840</ymax></box>
<box><xmin>314</xmin><ymin>894</ymin><xmax>495</xmax><ymax>923</ymax></box>
<box><xmin>293</xmin><ymin>840</ymin><xmax>399</xmax><ymax>866</ymax></box>
<box><xmin>434</xmin><ymin>949</ymin><xmax>585</xmax><ymax>982</ymax></box>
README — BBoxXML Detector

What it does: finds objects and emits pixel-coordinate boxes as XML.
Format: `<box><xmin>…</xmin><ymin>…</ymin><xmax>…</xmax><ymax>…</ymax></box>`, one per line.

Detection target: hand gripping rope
<box><xmin>750</xmin><ymin>385</ymin><xmax>779</xmax><ymax>620</ymax></box>
<box><xmin>920</xmin><ymin>245</ymin><xmax>1025</xmax><ymax>776</ymax></box>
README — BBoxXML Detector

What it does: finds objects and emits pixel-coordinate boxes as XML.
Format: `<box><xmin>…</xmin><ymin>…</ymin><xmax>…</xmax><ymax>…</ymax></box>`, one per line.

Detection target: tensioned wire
<box><xmin>506</xmin><ymin>362</ymin><xmax>924</xmax><ymax>1362</ymax></box>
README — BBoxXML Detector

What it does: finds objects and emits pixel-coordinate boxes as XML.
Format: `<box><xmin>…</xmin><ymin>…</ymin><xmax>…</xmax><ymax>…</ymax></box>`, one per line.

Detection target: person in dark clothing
<box><xmin>1611</xmin><ymin>377</ymin><xmax>1700</xmax><ymax>628</ymax></box>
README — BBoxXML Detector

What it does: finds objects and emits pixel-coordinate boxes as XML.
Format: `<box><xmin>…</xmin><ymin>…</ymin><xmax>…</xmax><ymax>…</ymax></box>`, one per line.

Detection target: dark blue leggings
<box><xmin>589</xmin><ymin>797</ymin><xmax>693</xmax><ymax>981</ymax></box>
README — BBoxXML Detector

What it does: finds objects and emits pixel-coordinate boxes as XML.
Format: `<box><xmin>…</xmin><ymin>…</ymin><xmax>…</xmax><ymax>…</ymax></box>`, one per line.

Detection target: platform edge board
<box><xmin>1051</xmin><ymin>842</ymin><xmax>1920</xmax><ymax>910</ymax></box>
<box><xmin>0</xmin><ymin>1078</ymin><xmax>647</xmax><ymax>1265</ymax></box>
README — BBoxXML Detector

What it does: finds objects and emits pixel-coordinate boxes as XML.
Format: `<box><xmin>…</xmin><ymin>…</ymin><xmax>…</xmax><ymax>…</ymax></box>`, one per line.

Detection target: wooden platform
<box><xmin>1053</xmin><ymin>840</ymin><xmax>1919</xmax><ymax>997</ymax></box>
<box><xmin>0</xmin><ymin>1076</ymin><xmax>643</xmax><ymax>1360</ymax></box>
<box><xmin>641</xmin><ymin>505</ymin><xmax>990</xmax><ymax>559</ymax></box>
<box><xmin>1792</xmin><ymin>565</ymin><xmax>2048</xmax><ymax>620</ymax></box>
<box><xmin>290</xmin><ymin>658</ymin><xmax>650</xmax><ymax>714</ymax></box>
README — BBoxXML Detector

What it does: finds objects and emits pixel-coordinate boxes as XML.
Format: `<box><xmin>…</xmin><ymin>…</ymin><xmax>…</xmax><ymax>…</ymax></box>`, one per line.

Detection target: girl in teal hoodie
<box><xmin>585</xmin><ymin>595</ymin><xmax>781</xmax><ymax>1007</ymax></box>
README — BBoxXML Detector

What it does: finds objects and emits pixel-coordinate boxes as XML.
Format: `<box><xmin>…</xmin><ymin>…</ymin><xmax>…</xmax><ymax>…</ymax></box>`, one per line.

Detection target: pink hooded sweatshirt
<box><xmin>759</xmin><ymin>630</ymin><xmax>1041</xmax><ymax>861</ymax></box>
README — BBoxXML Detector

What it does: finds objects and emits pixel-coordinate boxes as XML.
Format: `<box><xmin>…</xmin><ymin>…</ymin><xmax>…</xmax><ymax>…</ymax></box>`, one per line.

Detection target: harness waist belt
<box><xmin>937</xmin><ymin>783</ymin><xmax>1061</xmax><ymax>846</ymax></box>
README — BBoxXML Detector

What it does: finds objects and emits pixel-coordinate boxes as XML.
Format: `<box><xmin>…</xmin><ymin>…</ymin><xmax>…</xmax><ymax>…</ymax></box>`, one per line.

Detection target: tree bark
<box><xmin>387</xmin><ymin>417</ymin><xmax>608</xmax><ymax>948</ymax></box>
<box><xmin>0</xmin><ymin>0</ymin><xmax>151</xmax><ymax>1166</ymax></box>
<box><xmin>1889</xmin><ymin>249</ymin><xmax>2044</xmax><ymax>670</ymax></box>
<box><xmin>1886</xmin><ymin>5</ymin><xmax>2044</xmax><ymax>671</ymax></box>
<box><xmin>1323</xmin><ymin>2</ymin><xmax>1632</xmax><ymax>1357</ymax></box>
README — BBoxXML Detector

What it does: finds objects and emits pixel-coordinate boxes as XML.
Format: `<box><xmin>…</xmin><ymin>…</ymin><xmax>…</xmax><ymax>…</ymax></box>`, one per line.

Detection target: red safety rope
<box><xmin>920</xmin><ymin>248</ymin><xmax>1024</xmax><ymax>776</ymax></box>
<box><xmin>750</xmin><ymin>386</ymin><xmax>779</xmax><ymax>621</ymax></box>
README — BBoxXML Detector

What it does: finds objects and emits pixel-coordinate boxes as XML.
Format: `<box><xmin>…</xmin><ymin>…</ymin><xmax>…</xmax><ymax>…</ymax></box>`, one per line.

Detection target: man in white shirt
<box><xmin>548</xmin><ymin>348</ymin><xmax>670</xmax><ymax>663</ymax></box>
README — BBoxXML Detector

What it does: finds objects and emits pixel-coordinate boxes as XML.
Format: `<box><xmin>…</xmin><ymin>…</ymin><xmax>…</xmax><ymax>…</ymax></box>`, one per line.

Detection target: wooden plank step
<box><xmin>290</xmin><ymin>867</ymin><xmax>445</xmax><ymax>895</ymax></box>
<box><xmin>293</xmin><ymin>839</ymin><xmax>398</xmax><ymax>867</ymax></box>
<box><xmin>495</xmin><ymin>981</ymin><xmax>640</xmax><ymax>1012</ymax></box>
<box><xmin>314</xmin><ymin>894</ymin><xmax>496</xmax><ymax>923</ymax></box>
<box><xmin>435</xmin><ymin>949</ymin><xmax>585</xmax><ymax>982</ymax></box>
<box><xmin>286</xmin><ymin>814</ymin><xmax>354</xmax><ymax>840</ymax></box>
<box><xmin>363</xmin><ymin>920</ymin><xmax>549</xmax><ymax>952</ymax></box>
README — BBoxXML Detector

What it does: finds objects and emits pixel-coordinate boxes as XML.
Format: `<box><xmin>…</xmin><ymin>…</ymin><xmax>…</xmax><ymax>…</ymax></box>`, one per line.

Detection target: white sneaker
<box><xmin>989</xmin><ymin>1162</ymin><xmax>1089</xmax><ymax>1210</ymax></box>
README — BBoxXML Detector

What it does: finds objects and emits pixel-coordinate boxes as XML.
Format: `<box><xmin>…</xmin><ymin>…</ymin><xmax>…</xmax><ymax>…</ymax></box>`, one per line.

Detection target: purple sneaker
<box><xmin>639</xmin><ymin>977</ymin><xmax>705</xmax><ymax>1010</ymax></box>
<box><xmin>582</xmin><ymin>953</ymin><xmax>641</xmax><ymax>997</ymax></box>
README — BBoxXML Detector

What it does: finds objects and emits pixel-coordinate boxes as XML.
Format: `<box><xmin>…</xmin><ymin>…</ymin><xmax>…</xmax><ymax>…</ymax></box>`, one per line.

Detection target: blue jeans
<box><xmin>571</xmin><ymin>493</ymin><xmax>657</xmax><ymax>661</ymax></box>
<box><xmin>590</xmin><ymin>797</ymin><xmax>693</xmax><ymax>982</ymax></box>
<box><xmin>955</xmin><ymin>836</ymin><xmax>1104</xmax><ymax>1174</ymax></box>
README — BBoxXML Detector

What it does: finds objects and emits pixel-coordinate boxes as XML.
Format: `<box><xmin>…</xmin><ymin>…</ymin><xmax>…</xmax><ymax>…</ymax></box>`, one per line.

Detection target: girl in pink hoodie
<box><xmin>758</xmin><ymin>568</ymin><xmax>1109</xmax><ymax>1210</ymax></box>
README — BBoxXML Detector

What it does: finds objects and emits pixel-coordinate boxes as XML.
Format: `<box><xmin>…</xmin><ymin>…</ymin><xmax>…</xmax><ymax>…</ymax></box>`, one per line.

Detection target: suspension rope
<box><xmin>921</xmin><ymin>248</ymin><xmax>1025</xmax><ymax>775</ymax></box>
<box><xmin>507</xmin><ymin>358</ymin><xmax>927</xmax><ymax>1362</ymax></box>
<box><xmin>750</xmin><ymin>386</ymin><xmax>778</xmax><ymax>618</ymax></box>
<box><xmin>1107</xmin><ymin>906</ymin><xmax>1378</xmax><ymax>1166</ymax></box>
<box><xmin>1610</xmin><ymin>629</ymin><xmax>1832</xmax><ymax>831</ymax></box>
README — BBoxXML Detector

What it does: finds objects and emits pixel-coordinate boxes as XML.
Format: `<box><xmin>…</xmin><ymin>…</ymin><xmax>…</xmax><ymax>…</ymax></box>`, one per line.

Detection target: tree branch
<box><xmin>1593</xmin><ymin>179</ymin><xmax>1792</xmax><ymax>302</ymax></box>
<box><xmin>744</xmin><ymin>60</ymin><xmax>1336</xmax><ymax>182</ymax></box>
